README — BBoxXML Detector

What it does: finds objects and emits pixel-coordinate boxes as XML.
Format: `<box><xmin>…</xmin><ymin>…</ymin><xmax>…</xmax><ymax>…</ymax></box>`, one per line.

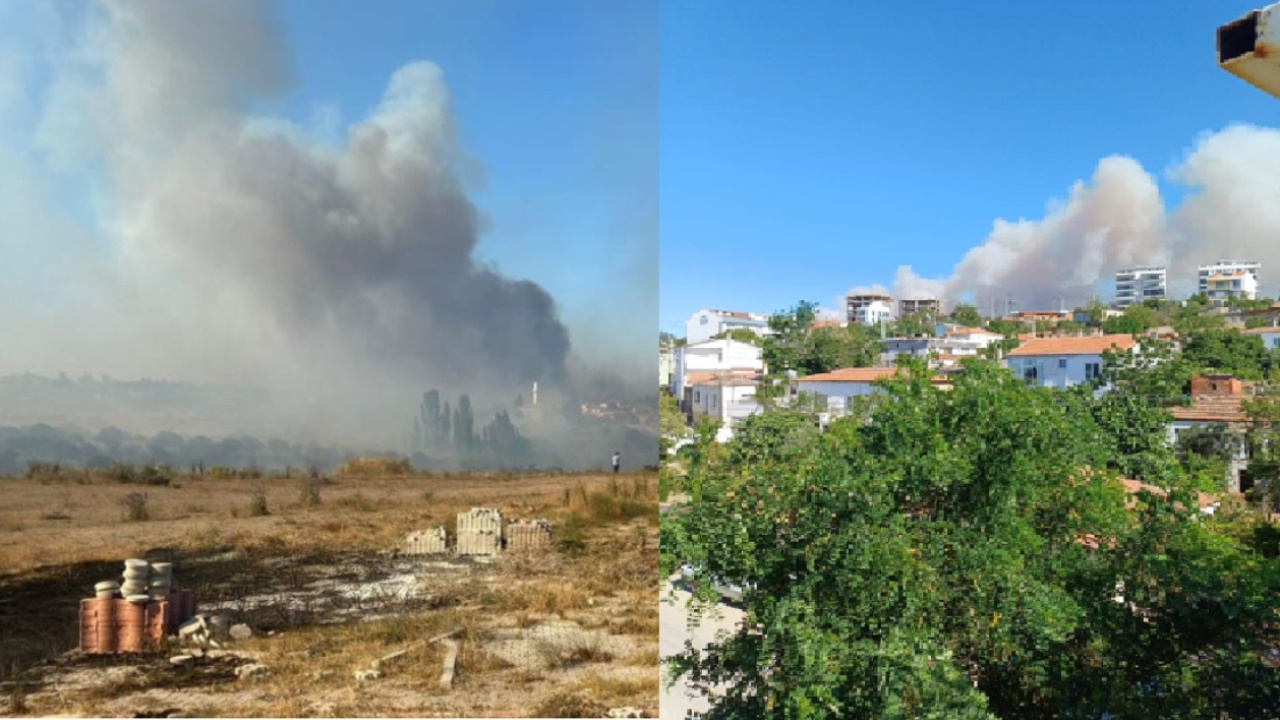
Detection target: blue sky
<box><xmin>272</xmin><ymin>0</ymin><xmax>657</xmax><ymax>327</ymax></box>
<box><xmin>660</xmin><ymin>0</ymin><xmax>1280</xmax><ymax>334</ymax></box>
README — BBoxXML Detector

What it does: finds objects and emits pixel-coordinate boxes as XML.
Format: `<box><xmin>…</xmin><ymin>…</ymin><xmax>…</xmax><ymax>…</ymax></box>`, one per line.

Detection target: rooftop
<box><xmin>798</xmin><ymin>367</ymin><xmax>949</xmax><ymax>384</ymax></box>
<box><xmin>1005</xmin><ymin>335</ymin><xmax>1137</xmax><ymax>357</ymax></box>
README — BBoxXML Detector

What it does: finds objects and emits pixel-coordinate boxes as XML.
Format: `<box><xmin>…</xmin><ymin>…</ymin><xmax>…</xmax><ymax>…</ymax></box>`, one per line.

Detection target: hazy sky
<box><xmin>0</xmin><ymin>0</ymin><xmax>656</xmax><ymax>389</ymax></box>
<box><xmin>660</xmin><ymin>0</ymin><xmax>1280</xmax><ymax>332</ymax></box>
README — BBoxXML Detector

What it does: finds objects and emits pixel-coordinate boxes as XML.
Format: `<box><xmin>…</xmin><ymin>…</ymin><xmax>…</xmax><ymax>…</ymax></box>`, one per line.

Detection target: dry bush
<box><xmin>299</xmin><ymin>477</ymin><xmax>323</xmax><ymax>507</ymax></box>
<box><xmin>336</xmin><ymin>457</ymin><xmax>412</xmax><ymax>477</ymax></box>
<box><xmin>120</xmin><ymin>491</ymin><xmax>149</xmax><ymax>521</ymax></box>
<box><xmin>530</xmin><ymin>691</ymin><xmax>608</xmax><ymax>718</ymax></box>
<box><xmin>249</xmin><ymin>484</ymin><xmax>270</xmax><ymax>516</ymax></box>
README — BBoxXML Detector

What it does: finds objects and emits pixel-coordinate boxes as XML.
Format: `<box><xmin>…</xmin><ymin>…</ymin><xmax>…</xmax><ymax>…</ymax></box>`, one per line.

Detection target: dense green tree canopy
<box><xmin>662</xmin><ymin>358</ymin><xmax>1280</xmax><ymax>719</ymax></box>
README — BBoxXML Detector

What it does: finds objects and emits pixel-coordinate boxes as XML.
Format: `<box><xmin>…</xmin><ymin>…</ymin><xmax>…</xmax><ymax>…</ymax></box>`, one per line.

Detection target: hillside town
<box><xmin>661</xmin><ymin>258</ymin><xmax>1280</xmax><ymax>497</ymax></box>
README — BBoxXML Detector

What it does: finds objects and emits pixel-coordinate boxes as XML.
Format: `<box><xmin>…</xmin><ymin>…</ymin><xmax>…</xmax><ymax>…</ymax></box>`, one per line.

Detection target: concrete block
<box><xmin>456</xmin><ymin>507</ymin><xmax>503</xmax><ymax>557</ymax></box>
<box><xmin>506</xmin><ymin>519</ymin><xmax>553</xmax><ymax>551</ymax></box>
<box><xmin>403</xmin><ymin>527</ymin><xmax>448</xmax><ymax>555</ymax></box>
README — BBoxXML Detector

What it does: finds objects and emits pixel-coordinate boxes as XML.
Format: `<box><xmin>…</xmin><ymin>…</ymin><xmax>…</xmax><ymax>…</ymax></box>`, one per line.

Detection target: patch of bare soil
<box><xmin>0</xmin><ymin>471</ymin><xmax>658</xmax><ymax>717</ymax></box>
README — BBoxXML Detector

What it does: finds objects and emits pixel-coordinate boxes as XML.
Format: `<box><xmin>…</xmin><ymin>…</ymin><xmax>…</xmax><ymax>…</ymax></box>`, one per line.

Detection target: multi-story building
<box><xmin>684</xmin><ymin>308</ymin><xmax>771</xmax><ymax>346</ymax></box>
<box><xmin>899</xmin><ymin>298</ymin><xmax>941</xmax><ymax>317</ymax></box>
<box><xmin>853</xmin><ymin>300</ymin><xmax>893</xmax><ymax>326</ymax></box>
<box><xmin>669</xmin><ymin>338</ymin><xmax>765</xmax><ymax>412</ymax></box>
<box><xmin>1205</xmin><ymin>271</ymin><xmax>1259</xmax><ymax>307</ymax></box>
<box><xmin>1114</xmin><ymin>267</ymin><xmax>1167</xmax><ymax>308</ymax></box>
<box><xmin>846</xmin><ymin>293</ymin><xmax>893</xmax><ymax>324</ymax></box>
<box><xmin>1198</xmin><ymin>260</ymin><xmax>1260</xmax><ymax>295</ymax></box>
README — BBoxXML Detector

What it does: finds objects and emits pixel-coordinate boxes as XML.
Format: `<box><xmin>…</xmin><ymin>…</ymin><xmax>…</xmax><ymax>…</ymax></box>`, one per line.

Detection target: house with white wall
<box><xmin>688</xmin><ymin>375</ymin><xmax>763</xmax><ymax>440</ymax></box>
<box><xmin>671</xmin><ymin>338</ymin><xmax>765</xmax><ymax>411</ymax></box>
<box><xmin>684</xmin><ymin>308</ymin><xmax>772</xmax><ymax>346</ymax></box>
<box><xmin>1003</xmin><ymin>335</ymin><xmax>1137</xmax><ymax>388</ymax></box>
<box><xmin>1243</xmin><ymin>325</ymin><xmax>1280</xmax><ymax>350</ymax></box>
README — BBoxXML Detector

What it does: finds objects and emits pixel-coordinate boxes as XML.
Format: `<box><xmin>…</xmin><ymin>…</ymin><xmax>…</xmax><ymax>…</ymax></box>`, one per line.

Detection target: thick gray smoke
<box><xmin>0</xmin><ymin>0</ymin><xmax>648</xmax><ymax>452</ymax></box>
<box><xmin>863</xmin><ymin>125</ymin><xmax>1280</xmax><ymax>312</ymax></box>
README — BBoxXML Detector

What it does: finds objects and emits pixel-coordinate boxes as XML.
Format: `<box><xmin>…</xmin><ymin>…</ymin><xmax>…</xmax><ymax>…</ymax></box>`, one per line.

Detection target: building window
<box><xmin>695</xmin><ymin>391</ymin><xmax>700</xmax><ymax>403</ymax></box>
<box><xmin>1058</xmin><ymin>358</ymin><xmax>1067</xmax><ymax>369</ymax></box>
<box><xmin>1085</xmin><ymin>363</ymin><xmax>1101</xmax><ymax>380</ymax></box>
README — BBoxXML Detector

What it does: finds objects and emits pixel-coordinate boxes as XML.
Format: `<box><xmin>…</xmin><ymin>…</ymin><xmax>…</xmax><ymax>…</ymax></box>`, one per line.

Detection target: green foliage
<box><xmin>765</xmin><ymin>301</ymin><xmax>879</xmax><ymax>376</ymax></box>
<box><xmin>662</xmin><ymin>356</ymin><xmax>1280</xmax><ymax>719</ymax></box>
<box><xmin>713</xmin><ymin>327</ymin><xmax>765</xmax><ymax>345</ymax></box>
<box><xmin>1181</xmin><ymin>330</ymin><xmax>1270</xmax><ymax>380</ymax></box>
<box><xmin>893</xmin><ymin>311</ymin><xmax>935</xmax><ymax>338</ymax></box>
<box><xmin>1101</xmin><ymin>304</ymin><xmax>1156</xmax><ymax>335</ymax></box>
<box><xmin>984</xmin><ymin>318</ymin><xmax>1022</xmax><ymax>337</ymax></box>
<box><xmin>949</xmin><ymin>304</ymin><xmax>984</xmax><ymax>328</ymax></box>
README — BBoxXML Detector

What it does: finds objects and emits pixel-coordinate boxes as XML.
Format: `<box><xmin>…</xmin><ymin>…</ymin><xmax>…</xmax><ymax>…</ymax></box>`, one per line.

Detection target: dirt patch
<box><xmin>0</xmin><ymin>471</ymin><xmax>658</xmax><ymax>717</ymax></box>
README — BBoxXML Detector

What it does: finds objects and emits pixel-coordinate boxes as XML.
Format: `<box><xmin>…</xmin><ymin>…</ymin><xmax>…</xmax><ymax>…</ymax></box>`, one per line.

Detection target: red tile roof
<box><xmin>1006</xmin><ymin>334</ymin><xmax>1137</xmax><ymax>357</ymax></box>
<box><xmin>798</xmin><ymin>367</ymin><xmax>949</xmax><ymax>384</ymax></box>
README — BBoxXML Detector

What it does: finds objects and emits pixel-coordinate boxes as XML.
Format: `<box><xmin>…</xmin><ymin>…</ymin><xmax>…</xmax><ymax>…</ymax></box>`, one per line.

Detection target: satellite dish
<box><xmin>786</xmin><ymin>369</ymin><xmax>798</xmax><ymax>381</ymax></box>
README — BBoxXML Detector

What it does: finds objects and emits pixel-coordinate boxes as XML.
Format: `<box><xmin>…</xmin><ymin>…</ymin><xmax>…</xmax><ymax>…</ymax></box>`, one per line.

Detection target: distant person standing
<box><xmin>612</xmin><ymin>451</ymin><xmax>621</xmax><ymax>474</ymax></box>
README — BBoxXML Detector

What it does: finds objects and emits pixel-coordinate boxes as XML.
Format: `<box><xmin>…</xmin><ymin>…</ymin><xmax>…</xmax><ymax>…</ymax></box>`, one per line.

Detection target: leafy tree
<box><xmin>985</xmin><ymin>318</ymin><xmax>1022</xmax><ymax>337</ymax></box>
<box><xmin>1174</xmin><ymin>295</ymin><xmax>1226</xmax><ymax>335</ymax></box>
<box><xmin>660</xmin><ymin>390</ymin><xmax>690</xmax><ymax>440</ymax></box>
<box><xmin>764</xmin><ymin>301</ymin><xmax>820</xmax><ymax>376</ymax></box>
<box><xmin>1181</xmin><ymin>329</ymin><xmax>1270</xmax><ymax>380</ymax></box>
<box><xmin>949</xmin><ymin>304</ymin><xmax>984</xmax><ymax>328</ymax></box>
<box><xmin>662</xmin><ymin>356</ymin><xmax>1280</xmax><ymax>719</ymax></box>
<box><xmin>1079</xmin><ymin>300</ymin><xmax>1109</xmax><ymax>328</ymax></box>
<box><xmin>893</xmin><ymin>311</ymin><xmax>934</xmax><ymax>338</ymax></box>
<box><xmin>797</xmin><ymin>325</ymin><xmax>879</xmax><ymax>375</ymax></box>
<box><xmin>713</xmin><ymin>327</ymin><xmax>765</xmax><ymax>345</ymax></box>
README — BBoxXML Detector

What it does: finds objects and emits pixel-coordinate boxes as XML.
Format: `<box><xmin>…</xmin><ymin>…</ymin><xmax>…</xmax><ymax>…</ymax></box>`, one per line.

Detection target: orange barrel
<box><xmin>145</xmin><ymin>599</ymin><xmax>168</xmax><ymax>648</ymax></box>
<box><xmin>116</xmin><ymin>598</ymin><xmax>146</xmax><ymax>653</ymax></box>
<box><xmin>79</xmin><ymin>598</ymin><xmax>117</xmax><ymax>654</ymax></box>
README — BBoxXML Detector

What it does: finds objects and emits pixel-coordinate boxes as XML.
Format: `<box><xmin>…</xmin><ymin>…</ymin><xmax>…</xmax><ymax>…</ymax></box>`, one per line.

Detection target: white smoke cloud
<box><xmin>0</xmin><ymin>0</ymin><xmax>651</xmax><ymax>450</ymax></box>
<box><xmin>876</xmin><ymin>126</ymin><xmax>1280</xmax><ymax>311</ymax></box>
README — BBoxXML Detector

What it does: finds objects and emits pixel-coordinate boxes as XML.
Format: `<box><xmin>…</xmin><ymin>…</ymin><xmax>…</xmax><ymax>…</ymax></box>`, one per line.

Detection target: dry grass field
<box><xmin>0</xmin><ymin>464</ymin><xmax>658</xmax><ymax>718</ymax></box>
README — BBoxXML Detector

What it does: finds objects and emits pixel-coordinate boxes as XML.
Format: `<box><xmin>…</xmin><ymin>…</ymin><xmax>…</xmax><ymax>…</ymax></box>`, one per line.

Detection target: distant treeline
<box><xmin>410</xmin><ymin>390</ymin><xmax>534</xmax><ymax>468</ymax></box>
<box><xmin>0</xmin><ymin>424</ymin><xmax>386</xmax><ymax>475</ymax></box>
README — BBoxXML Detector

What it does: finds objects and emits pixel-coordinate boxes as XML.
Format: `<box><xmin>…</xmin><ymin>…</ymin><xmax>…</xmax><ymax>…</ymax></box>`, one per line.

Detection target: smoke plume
<box><xmin>870</xmin><ymin>125</ymin><xmax>1280</xmax><ymax>312</ymax></box>
<box><xmin>0</xmin><ymin>0</ymin><xmax>651</xmax><ymax>453</ymax></box>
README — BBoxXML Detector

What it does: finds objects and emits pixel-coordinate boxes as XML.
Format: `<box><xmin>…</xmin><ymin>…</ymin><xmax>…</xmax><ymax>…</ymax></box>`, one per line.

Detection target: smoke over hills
<box><xmin>853</xmin><ymin>125</ymin><xmax>1280</xmax><ymax>312</ymax></box>
<box><xmin>0</xmin><ymin>0</ymin><xmax>655</xmax><ymax>461</ymax></box>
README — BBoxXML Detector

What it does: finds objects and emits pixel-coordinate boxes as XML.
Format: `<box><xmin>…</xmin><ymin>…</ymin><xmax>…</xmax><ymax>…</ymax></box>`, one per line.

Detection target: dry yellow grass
<box><xmin>0</xmin><ymin>469</ymin><xmax>658</xmax><ymax>718</ymax></box>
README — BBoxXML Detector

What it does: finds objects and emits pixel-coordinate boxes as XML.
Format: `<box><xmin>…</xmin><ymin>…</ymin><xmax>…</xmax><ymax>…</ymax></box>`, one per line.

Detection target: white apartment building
<box><xmin>684</xmin><ymin>308</ymin><xmax>772</xmax><ymax>345</ymax></box>
<box><xmin>846</xmin><ymin>294</ymin><xmax>893</xmax><ymax>324</ymax></box>
<box><xmin>1114</xmin><ymin>267</ymin><xmax>1166</xmax><ymax>309</ymax></box>
<box><xmin>1205</xmin><ymin>271</ymin><xmax>1259</xmax><ymax>307</ymax></box>
<box><xmin>1003</xmin><ymin>335</ymin><xmax>1137</xmax><ymax>389</ymax></box>
<box><xmin>670</xmin><ymin>338</ymin><xmax>765</xmax><ymax>410</ymax></box>
<box><xmin>1198</xmin><ymin>260</ymin><xmax>1260</xmax><ymax>295</ymax></box>
<box><xmin>853</xmin><ymin>300</ymin><xmax>894</xmax><ymax>326</ymax></box>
